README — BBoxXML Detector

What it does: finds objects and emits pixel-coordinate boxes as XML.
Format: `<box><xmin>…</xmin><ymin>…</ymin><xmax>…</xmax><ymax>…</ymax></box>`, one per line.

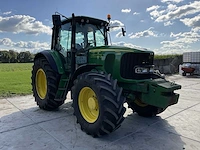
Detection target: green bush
<box><xmin>154</xmin><ymin>54</ymin><xmax>182</xmax><ymax>60</ymax></box>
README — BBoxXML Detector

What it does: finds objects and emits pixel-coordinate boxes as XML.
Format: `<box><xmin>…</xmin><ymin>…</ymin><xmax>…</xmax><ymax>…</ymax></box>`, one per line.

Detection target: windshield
<box><xmin>75</xmin><ymin>23</ymin><xmax>106</xmax><ymax>49</ymax></box>
<box><xmin>60</xmin><ymin>23</ymin><xmax>106</xmax><ymax>49</ymax></box>
<box><xmin>58</xmin><ymin>22</ymin><xmax>107</xmax><ymax>57</ymax></box>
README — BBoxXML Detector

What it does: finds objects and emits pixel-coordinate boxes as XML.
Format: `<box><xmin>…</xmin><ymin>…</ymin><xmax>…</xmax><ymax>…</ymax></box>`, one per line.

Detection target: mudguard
<box><xmin>34</xmin><ymin>50</ymin><xmax>65</xmax><ymax>74</ymax></box>
<box><xmin>67</xmin><ymin>64</ymin><xmax>101</xmax><ymax>90</ymax></box>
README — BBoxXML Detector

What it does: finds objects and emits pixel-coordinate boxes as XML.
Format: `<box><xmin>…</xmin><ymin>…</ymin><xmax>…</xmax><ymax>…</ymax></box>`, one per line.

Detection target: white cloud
<box><xmin>3</xmin><ymin>11</ymin><xmax>12</xmax><ymax>15</ymax></box>
<box><xmin>146</xmin><ymin>5</ymin><xmax>160</xmax><ymax>12</ymax></box>
<box><xmin>0</xmin><ymin>15</ymin><xmax>51</xmax><ymax>35</ymax></box>
<box><xmin>116</xmin><ymin>32</ymin><xmax>123</xmax><ymax>38</ymax></box>
<box><xmin>155</xmin><ymin>1</ymin><xmax>200</xmax><ymax>22</ymax></box>
<box><xmin>167</xmin><ymin>4</ymin><xmax>177</xmax><ymax>11</ymax></box>
<box><xmin>129</xmin><ymin>27</ymin><xmax>157</xmax><ymax>39</ymax></box>
<box><xmin>160</xmin><ymin>30</ymin><xmax>200</xmax><ymax>53</ymax></box>
<box><xmin>121</xmin><ymin>9</ymin><xmax>131</xmax><ymax>13</ymax></box>
<box><xmin>0</xmin><ymin>38</ymin><xmax>13</xmax><ymax>46</ymax></box>
<box><xmin>147</xmin><ymin>1</ymin><xmax>200</xmax><ymax>29</ymax></box>
<box><xmin>110</xmin><ymin>20</ymin><xmax>124</xmax><ymax>26</ymax></box>
<box><xmin>153</xmin><ymin>47</ymin><xmax>190</xmax><ymax>54</ymax></box>
<box><xmin>133</xmin><ymin>12</ymin><xmax>140</xmax><ymax>15</ymax></box>
<box><xmin>112</xmin><ymin>41</ymin><xmax>147</xmax><ymax>50</ymax></box>
<box><xmin>161</xmin><ymin>0</ymin><xmax>183</xmax><ymax>3</ymax></box>
<box><xmin>164</xmin><ymin>21</ymin><xmax>174</xmax><ymax>26</ymax></box>
<box><xmin>109</xmin><ymin>20</ymin><xmax>124</xmax><ymax>31</ymax></box>
<box><xmin>150</xmin><ymin>10</ymin><xmax>165</xmax><ymax>19</ymax></box>
<box><xmin>170</xmin><ymin>32</ymin><xmax>182</xmax><ymax>38</ymax></box>
<box><xmin>180</xmin><ymin>14</ymin><xmax>200</xmax><ymax>31</ymax></box>
<box><xmin>0</xmin><ymin>38</ymin><xmax>50</xmax><ymax>52</ymax></box>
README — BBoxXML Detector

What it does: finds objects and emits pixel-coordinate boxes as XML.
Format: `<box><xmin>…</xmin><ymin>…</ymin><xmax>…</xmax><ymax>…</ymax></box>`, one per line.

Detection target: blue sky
<box><xmin>0</xmin><ymin>0</ymin><xmax>200</xmax><ymax>54</ymax></box>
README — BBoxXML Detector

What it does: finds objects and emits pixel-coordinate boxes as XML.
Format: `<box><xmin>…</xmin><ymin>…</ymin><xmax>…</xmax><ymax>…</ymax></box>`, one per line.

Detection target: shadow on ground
<box><xmin>0</xmin><ymin>99</ymin><xmax>185</xmax><ymax>150</ymax></box>
<box><xmin>183</xmin><ymin>75</ymin><xmax>200</xmax><ymax>78</ymax></box>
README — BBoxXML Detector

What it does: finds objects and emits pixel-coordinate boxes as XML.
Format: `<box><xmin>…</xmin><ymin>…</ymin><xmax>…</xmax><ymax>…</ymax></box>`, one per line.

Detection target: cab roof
<box><xmin>61</xmin><ymin>16</ymin><xmax>108</xmax><ymax>26</ymax></box>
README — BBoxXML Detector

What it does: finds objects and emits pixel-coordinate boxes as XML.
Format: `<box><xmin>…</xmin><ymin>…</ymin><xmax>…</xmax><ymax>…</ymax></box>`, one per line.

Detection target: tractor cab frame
<box><xmin>51</xmin><ymin>14</ymin><xmax>109</xmax><ymax>74</ymax></box>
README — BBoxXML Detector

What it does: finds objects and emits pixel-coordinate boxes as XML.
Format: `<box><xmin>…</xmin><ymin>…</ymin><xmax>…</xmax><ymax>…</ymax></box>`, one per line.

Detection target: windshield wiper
<box><xmin>96</xmin><ymin>25</ymin><xmax>104</xmax><ymax>36</ymax></box>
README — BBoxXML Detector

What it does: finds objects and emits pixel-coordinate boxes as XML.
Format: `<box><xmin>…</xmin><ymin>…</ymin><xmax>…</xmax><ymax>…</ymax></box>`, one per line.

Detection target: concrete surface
<box><xmin>0</xmin><ymin>75</ymin><xmax>200</xmax><ymax>150</ymax></box>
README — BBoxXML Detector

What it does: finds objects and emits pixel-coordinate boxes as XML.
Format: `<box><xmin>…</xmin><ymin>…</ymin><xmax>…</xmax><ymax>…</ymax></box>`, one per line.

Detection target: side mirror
<box><xmin>122</xmin><ymin>28</ymin><xmax>126</xmax><ymax>36</ymax></box>
<box><xmin>52</xmin><ymin>15</ymin><xmax>61</xmax><ymax>26</ymax></box>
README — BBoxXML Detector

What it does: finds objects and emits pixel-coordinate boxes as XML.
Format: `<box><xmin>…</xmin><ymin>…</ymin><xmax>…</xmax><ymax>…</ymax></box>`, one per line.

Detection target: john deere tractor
<box><xmin>32</xmin><ymin>13</ymin><xmax>181</xmax><ymax>137</ymax></box>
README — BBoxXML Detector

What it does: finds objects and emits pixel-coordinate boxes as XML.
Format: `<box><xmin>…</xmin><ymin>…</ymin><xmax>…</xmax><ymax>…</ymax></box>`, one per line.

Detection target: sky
<box><xmin>0</xmin><ymin>0</ymin><xmax>200</xmax><ymax>54</ymax></box>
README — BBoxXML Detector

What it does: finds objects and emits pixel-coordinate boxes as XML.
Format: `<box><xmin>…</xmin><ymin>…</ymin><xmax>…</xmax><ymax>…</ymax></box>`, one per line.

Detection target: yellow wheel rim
<box><xmin>36</xmin><ymin>69</ymin><xmax>47</xmax><ymax>99</ymax></box>
<box><xmin>78</xmin><ymin>87</ymin><xmax>99</xmax><ymax>123</ymax></box>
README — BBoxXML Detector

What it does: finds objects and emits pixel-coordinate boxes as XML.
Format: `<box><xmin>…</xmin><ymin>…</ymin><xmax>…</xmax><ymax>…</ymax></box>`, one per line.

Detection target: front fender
<box><xmin>67</xmin><ymin>64</ymin><xmax>101</xmax><ymax>90</ymax></box>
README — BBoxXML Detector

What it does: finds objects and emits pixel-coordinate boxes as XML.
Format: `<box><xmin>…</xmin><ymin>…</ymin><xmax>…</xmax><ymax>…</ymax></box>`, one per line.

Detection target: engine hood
<box><xmin>89</xmin><ymin>45</ymin><xmax>153</xmax><ymax>54</ymax></box>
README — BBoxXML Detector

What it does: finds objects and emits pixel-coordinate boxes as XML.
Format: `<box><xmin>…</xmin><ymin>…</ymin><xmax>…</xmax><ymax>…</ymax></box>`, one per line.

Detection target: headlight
<box><xmin>135</xmin><ymin>67</ymin><xmax>154</xmax><ymax>74</ymax></box>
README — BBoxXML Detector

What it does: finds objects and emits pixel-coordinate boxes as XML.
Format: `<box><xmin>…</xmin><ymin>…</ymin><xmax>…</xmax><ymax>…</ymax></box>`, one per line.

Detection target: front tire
<box><xmin>31</xmin><ymin>57</ymin><xmax>64</xmax><ymax>110</ymax></box>
<box><xmin>72</xmin><ymin>72</ymin><xmax>126</xmax><ymax>137</ymax></box>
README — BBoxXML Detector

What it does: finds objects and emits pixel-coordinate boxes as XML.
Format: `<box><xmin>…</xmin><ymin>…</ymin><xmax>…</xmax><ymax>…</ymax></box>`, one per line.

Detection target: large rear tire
<box><xmin>72</xmin><ymin>72</ymin><xmax>126</xmax><ymax>137</ymax></box>
<box><xmin>31</xmin><ymin>57</ymin><xmax>64</xmax><ymax>110</ymax></box>
<box><xmin>128</xmin><ymin>99</ymin><xmax>164</xmax><ymax>117</ymax></box>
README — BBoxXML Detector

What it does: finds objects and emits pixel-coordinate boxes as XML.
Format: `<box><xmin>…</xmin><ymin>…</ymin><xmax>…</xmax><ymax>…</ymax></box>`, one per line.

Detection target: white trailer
<box><xmin>183</xmin><ymin>52</ymin><xmax>200</xmax><ymax>63</ymax></box>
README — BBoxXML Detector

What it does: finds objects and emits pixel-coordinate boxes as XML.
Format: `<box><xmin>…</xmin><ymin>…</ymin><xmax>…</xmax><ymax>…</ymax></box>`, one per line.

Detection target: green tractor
<box><xmin>31</xmin><ymin>13</ymin><xmax>181</xmax><ymax>137</ymax></box>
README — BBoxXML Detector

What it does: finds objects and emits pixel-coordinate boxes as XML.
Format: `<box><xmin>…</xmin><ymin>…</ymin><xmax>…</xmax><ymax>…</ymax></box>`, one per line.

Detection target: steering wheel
<box><xmin>75</xmin><ymin>43</ymin><xmax>84</xmax><ymax>51</ymax></box>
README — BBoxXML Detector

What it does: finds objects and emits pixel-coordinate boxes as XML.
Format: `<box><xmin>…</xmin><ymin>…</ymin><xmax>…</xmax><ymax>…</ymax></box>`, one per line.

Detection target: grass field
<box><xmin>0</xmin><ymin>63</ymin><xmax>33</xmax><ymax>98</ymax></box>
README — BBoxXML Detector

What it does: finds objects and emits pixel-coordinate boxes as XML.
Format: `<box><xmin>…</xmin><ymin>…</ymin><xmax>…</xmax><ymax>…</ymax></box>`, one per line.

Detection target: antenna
<box><xmin>109</xmin><ymin>32</ymin><xmax>112</xmax><ymax>45</ymax></box>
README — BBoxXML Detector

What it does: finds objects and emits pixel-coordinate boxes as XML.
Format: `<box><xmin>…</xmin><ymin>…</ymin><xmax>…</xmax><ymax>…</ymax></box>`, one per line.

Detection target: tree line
<box><xmin>0</xmin><ymin>50</ymin><xmax>35</xmax><ymax>63</ymax></box>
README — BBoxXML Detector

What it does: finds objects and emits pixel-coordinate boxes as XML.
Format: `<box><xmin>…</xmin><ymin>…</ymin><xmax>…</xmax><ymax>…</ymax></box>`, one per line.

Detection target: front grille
<box><xmin>120</xmin><ymin>52</ymin><xmax>153</xmax><ymax>79</ymax></box>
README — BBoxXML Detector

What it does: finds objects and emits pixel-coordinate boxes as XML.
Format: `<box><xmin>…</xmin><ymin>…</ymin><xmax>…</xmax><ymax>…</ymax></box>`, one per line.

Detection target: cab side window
<box><xmin>59</xmin><ymin>24</ymin><xmax>71</xmax><ymax>57</ymax></box>
<box><xmin>75</xmin><ymin>32</ymin><xmax>84</xmax><ymax>50</ymax></box>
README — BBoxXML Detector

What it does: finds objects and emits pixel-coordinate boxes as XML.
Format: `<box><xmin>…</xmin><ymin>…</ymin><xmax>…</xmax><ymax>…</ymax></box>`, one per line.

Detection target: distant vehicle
<box><xmin>181</xmin><ymin>52</ymin><xmax>200</xmax><ymax>76</ymax></box>
<box><xmin>181</xmin><ymin>63</ymin><xmax>195</xmax><ymax>76</ymax></box>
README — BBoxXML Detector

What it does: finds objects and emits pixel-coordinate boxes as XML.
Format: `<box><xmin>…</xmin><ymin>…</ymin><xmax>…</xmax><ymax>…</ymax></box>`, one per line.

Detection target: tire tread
<box><xmin>72</xmin><ymin>72</ymin><xmax>126</xmax><ymax>137</ymax></box>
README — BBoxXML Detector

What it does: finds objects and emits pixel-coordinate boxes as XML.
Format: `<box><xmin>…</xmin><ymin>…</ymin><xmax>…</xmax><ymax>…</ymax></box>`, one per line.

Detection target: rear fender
<box><xmin>34</xmin><ymin>50</ymin><xmax>65</xmax><ymax>74</ymax></box>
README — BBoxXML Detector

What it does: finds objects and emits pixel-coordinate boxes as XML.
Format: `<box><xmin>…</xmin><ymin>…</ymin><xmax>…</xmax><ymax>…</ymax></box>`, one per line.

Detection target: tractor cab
<box><xmin>51</xmin><ymin>13</ymin><xmax>125</xmax><ymax>60</ymax></box>
<box><xmin>50</xmin><ymin>13</ymin><xmax>114</xmax><ymax>73</ymax></box>
<box><xmin>51</xmin><ymin>14</ymin><xmax>109</xmax><ymax>57</ymax></box>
